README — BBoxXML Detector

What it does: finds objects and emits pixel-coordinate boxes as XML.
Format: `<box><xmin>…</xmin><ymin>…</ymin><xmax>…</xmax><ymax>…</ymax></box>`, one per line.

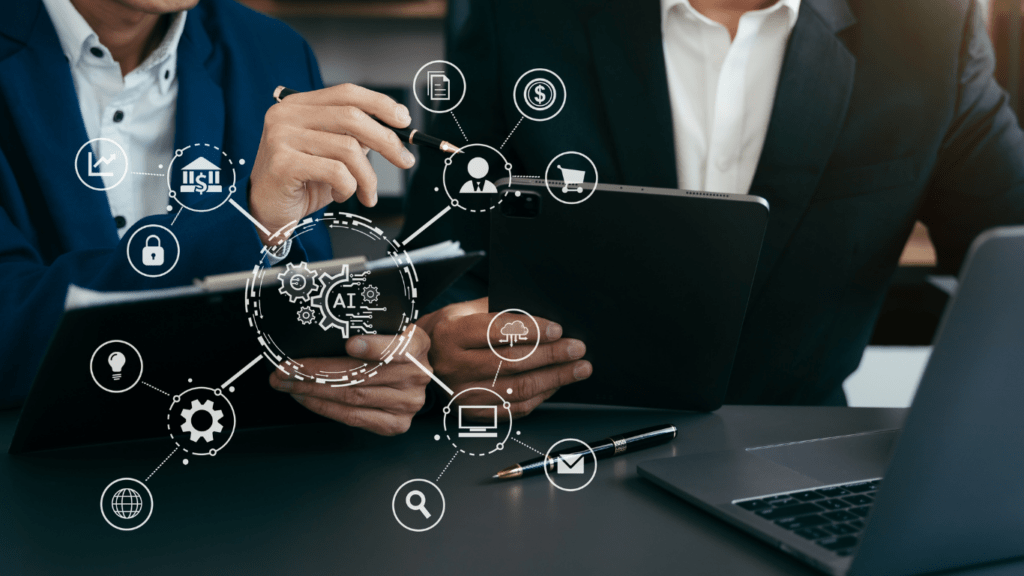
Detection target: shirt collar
<box><xmin>661</xmin><ymin>0</ymin><xmax>801</xmax><ymax>32</ymax></box>
<box><xmin>42</xmin><ymin>0</ymin><xmax>186</xmax><ymax>94</ymax></box>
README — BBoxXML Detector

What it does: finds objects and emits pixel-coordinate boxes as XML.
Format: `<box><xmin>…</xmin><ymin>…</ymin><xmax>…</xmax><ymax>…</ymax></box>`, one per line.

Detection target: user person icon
<box><xmin>459</xmin><ymin>157</ymin><xmax>498</xmax><ymax>193</ymax></box>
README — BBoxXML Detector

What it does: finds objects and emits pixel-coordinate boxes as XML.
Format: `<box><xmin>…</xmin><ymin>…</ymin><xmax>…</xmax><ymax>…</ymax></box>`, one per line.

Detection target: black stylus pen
<box><xmin>273</xmin><ymin>86</ymin><xmax>462</xmax><ymax>154</ymax></box>
<box><xmin>492</xmin><ymin>424</ymin><xmax>678</xmax><ymax>480</ymax></box>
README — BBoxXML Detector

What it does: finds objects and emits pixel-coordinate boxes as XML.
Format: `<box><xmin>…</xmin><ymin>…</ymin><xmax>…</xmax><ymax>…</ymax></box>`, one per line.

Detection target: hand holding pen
<box><xmin>246</xmin><ymin>83</ymin><xmax>417</xmax><ymax>245</ymax></box>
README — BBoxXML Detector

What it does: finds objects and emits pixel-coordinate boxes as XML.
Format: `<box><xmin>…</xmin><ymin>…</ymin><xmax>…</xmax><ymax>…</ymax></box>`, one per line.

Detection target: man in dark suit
<box><xmin>404</xmin><ymin>0</ymin><xmax>1024</xmax><ymax>410</ymax></box>
<box><xmin>1</xmin><ymin>0</ymin><xmax>431</xmax><ymax>435</ymax></box>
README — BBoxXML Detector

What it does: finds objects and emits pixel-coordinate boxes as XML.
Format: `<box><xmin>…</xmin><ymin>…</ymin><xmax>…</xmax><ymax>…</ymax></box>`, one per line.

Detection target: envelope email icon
<box><xmin>556</xmin><ymin>453</ymin><xmax>585</xmax><ymax>474</ymax></box>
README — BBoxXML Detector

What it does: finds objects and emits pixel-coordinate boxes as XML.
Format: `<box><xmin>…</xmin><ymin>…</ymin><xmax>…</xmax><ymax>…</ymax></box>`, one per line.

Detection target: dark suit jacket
<box><xmin>0</xmin><ymin>0</ymin><xmax>332</xmax><ymax>406</ymax></box>
<box><xmin>403</xmin><ymin>0</ymin><xmax>1024</xmax><ymax>404</ymax></box>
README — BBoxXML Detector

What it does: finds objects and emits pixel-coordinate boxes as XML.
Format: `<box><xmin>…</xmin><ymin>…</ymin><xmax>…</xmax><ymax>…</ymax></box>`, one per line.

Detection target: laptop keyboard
<box><xmin>733</xmin><ymin>479</ymin><xmax>881</xmax><ymax>557</ymax></box>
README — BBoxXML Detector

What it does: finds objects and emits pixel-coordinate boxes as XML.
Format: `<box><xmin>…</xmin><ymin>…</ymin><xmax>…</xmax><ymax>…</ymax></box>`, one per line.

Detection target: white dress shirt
<box><xmin>661</xmin><ymin>0</ymin><xmax>800</xmax><ymax>194</ymax></box>
<box><xmin>43</xmin><ymin>0</ymin><xmax>292</xmax><ymax>261</ymax></box>
<box><xmin>43</xmin><ymin>0</ymin><xmax>184</xmax><ymax>238</ymax></box>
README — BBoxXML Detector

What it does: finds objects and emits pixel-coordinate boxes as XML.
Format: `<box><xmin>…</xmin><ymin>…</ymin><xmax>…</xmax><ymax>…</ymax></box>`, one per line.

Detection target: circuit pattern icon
<box><xmin>308</xmin><ymin>266</ymin><xmax>382</xmax><ymax>337</ymax></box>
<box><xmin>245</xmin><ymin>212</ymin><xmax>420</xmax><ymax>386</ymax></box>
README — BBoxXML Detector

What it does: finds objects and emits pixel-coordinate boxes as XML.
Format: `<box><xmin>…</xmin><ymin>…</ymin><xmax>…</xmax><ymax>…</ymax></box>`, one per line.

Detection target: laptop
<box><xmin>638</xmin><ymin>226</ymin><xmax>1024</xmax><ymax>575</ymax></box>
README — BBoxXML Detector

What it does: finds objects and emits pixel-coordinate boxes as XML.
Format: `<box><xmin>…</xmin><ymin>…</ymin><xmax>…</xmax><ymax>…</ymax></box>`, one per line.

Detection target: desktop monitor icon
<box><xmin>457</xmin><ymin>405</ymin><xmax>498</xmax><ymax>438</ymax></box>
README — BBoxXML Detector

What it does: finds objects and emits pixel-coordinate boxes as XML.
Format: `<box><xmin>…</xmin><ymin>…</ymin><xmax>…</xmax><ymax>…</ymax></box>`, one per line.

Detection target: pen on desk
<box><xmin>492</xmin><ymin>424</ymin><xmax>677</xmax><ymax>480</ymax></box>
<box><xmin>273</xmin><ymin>86</ymin><xmax>462</xmax><ymax>154</ymax></box>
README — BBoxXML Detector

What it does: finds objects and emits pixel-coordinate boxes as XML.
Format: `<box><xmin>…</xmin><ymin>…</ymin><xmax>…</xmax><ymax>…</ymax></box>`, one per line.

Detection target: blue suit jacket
<box><xmin>0</xmin><ymin>0</ymin><xmax>332</xmax><ymax>406</ymax></box>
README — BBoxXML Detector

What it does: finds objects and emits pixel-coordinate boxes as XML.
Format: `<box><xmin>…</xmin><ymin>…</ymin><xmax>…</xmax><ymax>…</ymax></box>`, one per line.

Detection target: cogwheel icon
<box><xmin>180</xmin><ymin>399</ymin><xmax>224</xmax><ymax>443</ymax></box>
<box><xmin>277</xmin><ymin>262</ymin><xmax>319</xmax><ymax>303</ymax></box>
<box><xmin>310</xmin><ymin>268</ymin><xmax>352</xmax><ymax>336</ymax></box>
<box><xmin>297</xmin><ymin>305</ymin><xmax>317</xmax><ymax>325</ymax></box>
<box><xmin>361</xmin><ymin>284</ymin><xmax>380</xmax><ymax>304</ymax></box>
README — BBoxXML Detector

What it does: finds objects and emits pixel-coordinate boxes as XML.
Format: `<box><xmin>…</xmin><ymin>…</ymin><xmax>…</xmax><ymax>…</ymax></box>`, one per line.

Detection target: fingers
<box><xmin>276</xmin><ymin>373</ymin><xmax>427</xmax><ymax>414</ymax></box>
<box><xmin>432</xmin><ymin>338</ymin><xmax>586</xmax><ymax>383</ymax></box>
<box><xmin>281</xmin><ymin>83</ymin><xmax>412</xmax><ymax>129</ymax></box>
<box><xmin>290</xmin><ymin>128</ymin><xmax>380</xmax><ymax>206</ymax></box>
<box><xmin>506</xmin><ymin>386</ymin><xmax>561</xmax><ymax>419</ymax></box>
<box><xmin>292</xmin><ymin>150</ymin><xmax>358</xmax><ymax>205</ymax></box>
<box><xmin>346</xmin><ymin>326</ymin><xmax>430</xmax><ymax>363</ymax></box>
<box><xmin>290</xmin><ymin>395</ymin><xmax>415</xmax><ymax>436</ymax></box>
<box><xmin>454</xmin><ymin>359</ymin><xmax>592</xmax><ymax>406</ymax></box>
<box><xmin>433</xmin><ymin>311</ymin><xmax>563</xmax><ymax>352</ymax></box>
<box><xmin>285</xmin><ymin>103</ymin><xmax>415</xmax><ymax>170</ymax></box>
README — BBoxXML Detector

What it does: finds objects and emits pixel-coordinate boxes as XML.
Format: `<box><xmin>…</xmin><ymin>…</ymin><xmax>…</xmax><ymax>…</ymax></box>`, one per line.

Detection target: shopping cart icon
<box><xmin>556</xmin><ymin>165</ymin><xmax>586</xmax><ymax>193</ymax></box>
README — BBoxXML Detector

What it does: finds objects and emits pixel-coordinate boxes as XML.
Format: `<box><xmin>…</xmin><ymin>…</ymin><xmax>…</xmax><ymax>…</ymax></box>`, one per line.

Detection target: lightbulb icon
<box><xmin>108</xmin><ymin>351</ymin><xmax>126</xmax><ymax>381</ymax></box>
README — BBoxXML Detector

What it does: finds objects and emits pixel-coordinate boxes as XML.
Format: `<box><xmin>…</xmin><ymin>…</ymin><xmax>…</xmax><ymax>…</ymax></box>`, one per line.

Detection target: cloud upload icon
<box><xmin>499</xmin><ymin>320</ymin><xmax>529</xmax><ymax>346</ymax></box>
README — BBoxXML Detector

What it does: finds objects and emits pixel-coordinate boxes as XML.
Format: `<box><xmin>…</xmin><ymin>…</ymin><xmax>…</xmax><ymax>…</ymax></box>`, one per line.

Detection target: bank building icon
<box><xmin>179</xmin><ymin>157</ymin><xmax>222</xmax><ymax>194</ymax></box>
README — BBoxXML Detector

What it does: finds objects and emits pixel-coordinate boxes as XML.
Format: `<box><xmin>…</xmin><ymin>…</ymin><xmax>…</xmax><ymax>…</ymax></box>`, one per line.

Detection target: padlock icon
<box><xmin>142</xmin><ymin>235</ymin><xmax>165</xmax><ymax>267</ymax></box>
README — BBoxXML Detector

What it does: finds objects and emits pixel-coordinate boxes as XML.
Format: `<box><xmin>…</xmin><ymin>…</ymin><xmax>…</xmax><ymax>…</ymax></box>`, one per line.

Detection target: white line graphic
<box><xmin>229</xmin><ymin>198</ymin><xmax>271</xmax><ymax>237</ymax></box>
<box><xmin>400</xmin><ymin>205</ymin><xmax>451</xmax><ymax>246</ymax></box>
<box><xmin>221</xmin><ymin>354</ymin><xmax>264</xmax><ymax>389</ymax></box>
<box><xmin>406</xmin><ymin>351</ymin><xmax>454</xmax><ymax>395</ymax></box>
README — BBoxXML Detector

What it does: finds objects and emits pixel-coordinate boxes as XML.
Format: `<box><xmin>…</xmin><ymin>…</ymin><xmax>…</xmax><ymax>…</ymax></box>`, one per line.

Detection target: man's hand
<box><xmin>418</xmin><ymin>298</ymin><xmax>592</xmax><ymax>419</ymax></box>
<box><xmin>248</xmin><ymin>84</ymin><xmax>417</xmax><ymax>244</ymax></box>
<box><xmin>268</xmin><ymin>325</ymin><xmax>431</xmax><ymax>436</ymax></box>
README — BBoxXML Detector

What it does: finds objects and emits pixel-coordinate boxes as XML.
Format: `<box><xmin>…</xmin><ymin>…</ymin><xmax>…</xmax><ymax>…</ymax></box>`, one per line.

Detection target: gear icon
<box><xmin>277</xmin><ymin>262</ymin><xmax>319</xmax><ymax>303</ymax></box>
<box><xmin>180</xmin><ymin>399</ymin><xmax>224</xmax><ymax>443</ymax></box>
<box><xmin>310</xmin><ymin>267</ymin><xmax>353</xmax><ymax>336</ymax></box>
<box><xmin>297</xmin><ymin>306</ymin><xmax>317</xmax><ymax>325</ymax></box>
<box><xmin>361</xmin><ymin>284</ymin><xmax>380</xmax><ymax>304</ymax></box>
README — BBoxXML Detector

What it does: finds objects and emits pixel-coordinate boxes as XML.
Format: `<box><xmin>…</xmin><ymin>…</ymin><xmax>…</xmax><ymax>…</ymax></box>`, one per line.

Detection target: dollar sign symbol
<box><xmin>533</xmin><ymin>85</ymin><xmax>547</xmax><ymax>105</ymax></box>
<box><xmin>196</xmin><ymin>173</ymin><xmax>208</xmax><ymax>194</ymax></box>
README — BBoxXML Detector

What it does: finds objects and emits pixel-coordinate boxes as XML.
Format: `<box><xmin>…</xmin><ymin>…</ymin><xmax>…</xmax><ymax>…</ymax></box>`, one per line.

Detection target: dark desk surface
<box><xmin>2</xmin><ymin>403</ymin><xmax>912</xmax><ymax>575</ymax></box>
<box><xmin>0</xmin><ymin>405</ymin><xmax>978</xmax><ymax>576</ymax></box>
<box><xmin>5</xmin><ymin>403</ymin><xmax>1021</xmax><ymax>575</ymax></box>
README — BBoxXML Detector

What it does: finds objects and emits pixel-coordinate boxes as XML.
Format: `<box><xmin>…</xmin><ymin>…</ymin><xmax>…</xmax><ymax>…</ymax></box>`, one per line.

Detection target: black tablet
<box><xmin>489</xmin><ymin>178</ymin><xmax>768</xmax><ymax>411</ymax></box>
<box><xmin>9</xmin><ymin>247</ymin><xmax>482</xmax><ymax>453</ymax></box>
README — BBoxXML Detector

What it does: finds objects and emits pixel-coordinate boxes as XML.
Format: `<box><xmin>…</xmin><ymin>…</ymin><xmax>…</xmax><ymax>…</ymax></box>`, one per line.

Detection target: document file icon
<box><xmin>556</xmin><ymin>453</ymin><xmax>585</xmax><ymax>474</ymax></box>
<box><xmin>427</xmin><ymin>71</ymin><xmax>449</xmax><ymax>101</ymax></box>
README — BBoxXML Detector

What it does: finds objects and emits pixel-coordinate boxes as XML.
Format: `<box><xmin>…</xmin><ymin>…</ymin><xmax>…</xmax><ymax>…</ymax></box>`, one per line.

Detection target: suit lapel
<box><xmin>0</xmin><ymin>0</ymin><xmax>119</xmax><ymax>251</ymax></box>
<box><xmin>749</xmin><ymin>0</ymin><xmax>857</xmax><ymax>292</ymax></box>
<box><xmin>173</xmin><ymin>15</ymin><xmax>225</xmax><ymax>182</ymax></box>
<box><xmin>585</xmin><ymin>0</ymin><xmax>677</xmax><ymax>188</ymax></box>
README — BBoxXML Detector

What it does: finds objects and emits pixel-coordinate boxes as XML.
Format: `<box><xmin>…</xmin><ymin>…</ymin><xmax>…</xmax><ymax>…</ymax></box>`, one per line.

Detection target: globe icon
<box><xmin>111</xmin><ymin>487</ymin><xmax>143</xmax><ymax>520</ymax></box>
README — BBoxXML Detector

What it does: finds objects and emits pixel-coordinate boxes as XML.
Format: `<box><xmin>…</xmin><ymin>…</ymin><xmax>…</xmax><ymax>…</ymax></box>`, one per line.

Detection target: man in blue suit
<box><xmin>1</xmin><ymin>0</ymin><xmax>432</xmax><ymax>435</ymax></box>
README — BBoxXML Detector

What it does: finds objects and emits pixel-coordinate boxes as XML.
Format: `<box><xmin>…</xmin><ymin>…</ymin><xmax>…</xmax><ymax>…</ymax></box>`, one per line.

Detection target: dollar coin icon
<box><xmin>524</xmin><ymin>78</ymin><xmax>556</xmax><ymax>111</ymax></box>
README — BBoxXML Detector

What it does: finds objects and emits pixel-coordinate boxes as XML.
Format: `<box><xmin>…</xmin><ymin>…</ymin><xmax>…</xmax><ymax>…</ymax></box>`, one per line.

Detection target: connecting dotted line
<box><xmin>500</xmin><ymin>116</ymin><xmax>525</xmax><ymax>150</ymax></box>
<box><xmin>513</xmin><ymin>175</ymin><xmax>542</xmax><ymax>179</ymax></box>
<box><xmin>146</xmin><ymin>446</ymin><xmax>179</xmax><ymax>481</ymax></box>
<box><xmin>450</xmin><ymin>111</ymin><xmax>468</xmax><ymax>142</ymax></box>
<box><xmin>511</xmin><ymin>436</ymin><xmax>544</xmax><ymax>455</ymax></box>
<box><xmin>436</xmin><ymin>451</ymin><xmax>459</xmax><ymax>482</ymax></box>
<box><xmin>131</xmin><ymin>171</ymin><xmax>164</xmax><ymax>177</ymax></box>
<box><xmin>142</xmin><ymin>381</ymin><xmax>170</xmax><ymax>397</ymax></box>
<box><xmin>491</xmin><ymin>361</ymin><xmax>502</xmax><ymax>388</ymax></box>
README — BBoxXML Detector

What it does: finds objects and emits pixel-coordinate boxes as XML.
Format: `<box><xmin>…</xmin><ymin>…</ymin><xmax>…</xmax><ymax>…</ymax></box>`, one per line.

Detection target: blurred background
<box><xmin>237</xmin><ymin>0</ymin><xmax>1019</xmax><ymax>406</ymax></box>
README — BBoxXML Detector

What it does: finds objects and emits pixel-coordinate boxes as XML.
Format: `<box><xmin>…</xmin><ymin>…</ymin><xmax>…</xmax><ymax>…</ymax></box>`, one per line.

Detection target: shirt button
<box><xmin>90</xmin><ymin>47</ymin><xmax>103</xmax><ymax>58</ymax></box>
<box><xmin>113</xmin><ymin>110</ymin><xmax>124</xmax><ymax>122</ymax></box>
<box><xmin>114</xmin><ymin>216</ymin><xmax>126</xmax><ymax>229</ymax></box>
<box><xmin>164</xmin><ymin>70</ymin><xmax>170</xmax><ymax>80</ymax></box>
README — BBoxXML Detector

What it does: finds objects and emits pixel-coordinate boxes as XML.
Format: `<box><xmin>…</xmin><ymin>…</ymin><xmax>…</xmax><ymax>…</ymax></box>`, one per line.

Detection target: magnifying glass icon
<box><xmin>406</xmin><ymin>490</ymin><xmax>431</xmax><ymax>519</ymax></box>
